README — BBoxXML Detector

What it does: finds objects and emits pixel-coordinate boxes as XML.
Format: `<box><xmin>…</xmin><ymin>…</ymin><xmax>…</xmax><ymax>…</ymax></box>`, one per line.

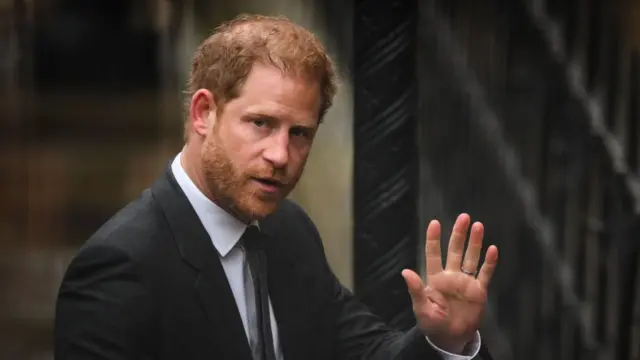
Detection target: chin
<box><xmin>236</xmin><ymin>196</ymin><xmax>281</xmax><ymax>221</ymax></box>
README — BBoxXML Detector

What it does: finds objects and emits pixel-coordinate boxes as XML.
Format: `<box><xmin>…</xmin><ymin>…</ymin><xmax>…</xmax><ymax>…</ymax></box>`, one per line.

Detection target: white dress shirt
<box><xmin>171</xmin><ymin>153</ymin><xmax>480</xmax><ymax>359</ymax></box>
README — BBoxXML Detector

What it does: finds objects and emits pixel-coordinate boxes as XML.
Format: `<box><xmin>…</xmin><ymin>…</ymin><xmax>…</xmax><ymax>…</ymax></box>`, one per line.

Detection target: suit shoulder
<box><xmin>77</xmin><ymin>188</ymin><xmax>166</xmax><ymax>262</ymax></box>
<box><xmin>260</xmin><ymin>199</ymin><xmax>326</xmax><ymax>256</ymax></box>
<box><xmin>272</xmin><ymin>198</ymin><xmax>315</xmax><ymax>225</ymax></box>
<box><xmin>266</xmin><ymin>199</ymin><xmax>318</xmax><ymax>234</ymax></box>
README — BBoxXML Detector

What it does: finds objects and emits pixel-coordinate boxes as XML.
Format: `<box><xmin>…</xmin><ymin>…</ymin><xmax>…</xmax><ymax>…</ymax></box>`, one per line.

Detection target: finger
<box><xmin>445</xmin><ymin>213</ymin><xmax>470</xmax><ymax>272</ymax></box>
<box><xmin>425</xmin><ymin>220</ymin><xmax>443</xmax><ymax>278</ymax></box>
<box><xmin>477</xmin><ymin>245</ymin><xmax>499</xmax><ymax>288</ymax></box>
<box><xmin>461</xmin><ymin>222</ymin><xmax>484</xmax><ymax>275</ymax></box>
<box><xmin>401</xmin><ymin>269</ymin><xmax>426</xmax><ymax>302</ymax></box>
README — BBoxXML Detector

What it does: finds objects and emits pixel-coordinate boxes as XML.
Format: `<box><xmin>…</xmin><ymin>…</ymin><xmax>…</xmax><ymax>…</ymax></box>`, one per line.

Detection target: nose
<box><xmin>262</xmin><ymin>132</ymin><xmax>289</xmax><ymax>169</ymax></box>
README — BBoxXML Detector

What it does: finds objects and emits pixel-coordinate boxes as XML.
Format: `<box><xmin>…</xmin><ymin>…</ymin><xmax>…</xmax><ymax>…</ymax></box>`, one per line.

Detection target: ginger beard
<box><xmin>200</xmin><ymin>124</ymin><xmax>300</xmax><ymax>222</ymax></box>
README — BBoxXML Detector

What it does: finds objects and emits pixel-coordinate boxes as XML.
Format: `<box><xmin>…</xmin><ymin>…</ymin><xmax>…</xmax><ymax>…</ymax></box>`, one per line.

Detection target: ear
<box><xmin>188</xmin><ymin>89</ymin><xmax>218</xmax><ymax>138</ymax></box>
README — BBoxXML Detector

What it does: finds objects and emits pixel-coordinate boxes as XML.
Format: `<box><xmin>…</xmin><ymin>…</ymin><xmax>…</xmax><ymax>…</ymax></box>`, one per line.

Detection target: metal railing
<box><xmin>417</xmin><ymin>0</ymin><xmax>640</xmax><ymax>359</ymax></box>
<box><xmin>523</xmin><ymin>0</ymin><xmax>640</xmax><ymax>358</ymax></box>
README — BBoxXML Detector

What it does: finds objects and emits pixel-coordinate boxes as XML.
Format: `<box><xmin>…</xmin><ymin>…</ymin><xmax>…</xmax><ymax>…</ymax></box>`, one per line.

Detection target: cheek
<box><xmin>289</xmin><ymin>147</ymin><xmax>311</xmax><ymax>172</ymax></box>
<box><xmin>209</xmin><ymin>127</ymin><xmax>239</xmax><ymax>158</ymax></box>
<box><xmin>227</xmin><ymin>144</ymin><xmax>262</xmax><ymax>175</ymax></box>
<box><xmin>223</xmin><ymin>123</ymin><xmax>261</xmax><ymax>156</ymax></box>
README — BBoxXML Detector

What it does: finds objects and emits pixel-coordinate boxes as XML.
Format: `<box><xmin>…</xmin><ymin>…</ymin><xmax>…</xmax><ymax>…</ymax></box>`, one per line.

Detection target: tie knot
<box><xmin>242</xmin><ymin>225</ymin><xmax>264</xmax><ymax>252</ymax></box>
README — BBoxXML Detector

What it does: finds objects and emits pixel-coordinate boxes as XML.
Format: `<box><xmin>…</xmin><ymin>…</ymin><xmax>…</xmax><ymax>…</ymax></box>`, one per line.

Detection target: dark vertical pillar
<box><xmin>353</xmin><ymin>0</ymin><xmax>419</xmax><ymax>330</ymax></box>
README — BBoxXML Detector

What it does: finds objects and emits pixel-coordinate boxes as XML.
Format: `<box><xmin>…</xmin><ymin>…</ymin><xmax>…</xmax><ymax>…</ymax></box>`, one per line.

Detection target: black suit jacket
<box><xmin>54</xmin><ymin>167</ymin><xmax>492</xmax><ymax>360</ymax></box>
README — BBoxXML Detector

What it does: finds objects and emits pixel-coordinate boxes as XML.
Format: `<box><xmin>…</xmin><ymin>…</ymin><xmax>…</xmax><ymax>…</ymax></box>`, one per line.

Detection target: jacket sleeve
<box><xmin>54</xmin><ymin>244</ymin><xmax>157</xmax><ymax>360</ymax></box>
<box><xmin>292</xmin><ymin>202</ymin><xmax>491</xmax><ymax>360</ymax></box>
<box><xmin>329</xmin><ymin>274</ymin><xmax>445</xmax><ymax>360</ymax></box>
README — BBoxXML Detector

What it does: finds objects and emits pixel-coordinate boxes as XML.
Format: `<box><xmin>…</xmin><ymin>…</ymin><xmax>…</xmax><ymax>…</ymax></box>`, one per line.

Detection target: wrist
<box><xmin>426</xmin><ymin>333</ymin><xmax>470</xmax><ymax>354</ymax></box>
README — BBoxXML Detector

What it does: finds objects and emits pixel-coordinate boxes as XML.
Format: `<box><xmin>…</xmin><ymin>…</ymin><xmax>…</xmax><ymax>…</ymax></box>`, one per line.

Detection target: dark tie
<box><xmin>242</xmin><ymin>226</ymin><xmax>276</xmax><ymax>360</ymax></box>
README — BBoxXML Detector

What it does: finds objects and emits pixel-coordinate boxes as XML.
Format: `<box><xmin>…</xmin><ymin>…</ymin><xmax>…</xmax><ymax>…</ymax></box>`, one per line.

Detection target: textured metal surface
<box><xmin>416</xmin><ymin>0</ymin><xmax>640</xmax><ymax>359</ymax></box>
<box><xmin>353</xmin><ymin>0</ymin><xmax>419</xmax><ymax>330</ymax></box>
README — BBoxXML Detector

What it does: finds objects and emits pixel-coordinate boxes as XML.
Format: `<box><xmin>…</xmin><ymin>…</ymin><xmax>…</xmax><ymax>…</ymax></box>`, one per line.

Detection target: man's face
<box><xmin>199</xmin><ymin>64</ymin><xmax>321</xmax><ymax>221</ymax></box>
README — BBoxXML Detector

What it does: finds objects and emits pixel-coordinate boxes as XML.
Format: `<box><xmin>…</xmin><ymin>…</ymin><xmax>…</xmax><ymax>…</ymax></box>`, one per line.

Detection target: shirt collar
<box><xmin>171</xmin><ymin>152</ymin><xmax>250</xmax><ymax>257</ymax></box>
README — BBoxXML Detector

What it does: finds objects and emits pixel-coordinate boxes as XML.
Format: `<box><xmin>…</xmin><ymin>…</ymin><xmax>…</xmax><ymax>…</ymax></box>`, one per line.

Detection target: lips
<box><xmin>251</xmin><ymin>177</ymin><xmax>285</xmax><ymax>191</ymax></box>
<box><xmin>255</xmin><ymin>178</ymin><xmax>282</xmax><ymax>186</ymax></box>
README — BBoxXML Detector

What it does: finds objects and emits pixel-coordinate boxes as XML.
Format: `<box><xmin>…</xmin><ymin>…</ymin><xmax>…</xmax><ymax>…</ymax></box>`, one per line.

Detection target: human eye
<box><xmin>252</xmin><ymin>118</ymin><xmax>268</xmax><ymax>127</ymax></box>
<box><xmin>290</xmin><ymin>127</ymin><xmax>311</xmax><ymax>138</ymax></box>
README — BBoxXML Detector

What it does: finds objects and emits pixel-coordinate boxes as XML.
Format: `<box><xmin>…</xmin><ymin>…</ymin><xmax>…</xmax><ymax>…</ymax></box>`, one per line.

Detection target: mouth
<box><xmin>251</xmin><ymin>177</ymin><xmax>284</xmax><ymax>192</ymax></box>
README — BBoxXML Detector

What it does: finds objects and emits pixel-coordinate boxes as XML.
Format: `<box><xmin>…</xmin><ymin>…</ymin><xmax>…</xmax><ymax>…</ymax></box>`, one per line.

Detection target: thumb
<box><xmin>401</xmin><ymin>269</ymin><xmax>425</xmax><ymax>302</ymax></box>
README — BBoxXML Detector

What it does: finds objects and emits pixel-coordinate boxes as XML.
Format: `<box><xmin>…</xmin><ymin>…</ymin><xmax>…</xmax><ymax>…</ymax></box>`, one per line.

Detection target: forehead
<box><xmin>229</xmin><ymin>64</ymin><xmax>321</xmax><ymax>125</ymax></box>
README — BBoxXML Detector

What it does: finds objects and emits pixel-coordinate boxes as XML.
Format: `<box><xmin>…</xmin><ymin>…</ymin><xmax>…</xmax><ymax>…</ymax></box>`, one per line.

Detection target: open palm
<box><xmin>401</xmin><ymin>214</ymin><xmax>498</xmax><ymax>352</ymax></box>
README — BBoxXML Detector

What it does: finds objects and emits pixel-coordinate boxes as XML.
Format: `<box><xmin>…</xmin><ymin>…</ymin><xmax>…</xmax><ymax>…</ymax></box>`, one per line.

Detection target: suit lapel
<box><xmin>262</xmin><ymin>230</ymin><xmax>317</xmax><ymax>360</ymax></box>
<box><xmin>151</xmin><ymin>167</ymin><xmax>253</xmax><ymax>360</ymax></box>
<box><xmin>194</xmin><ymin>259</ymin><xmax>252</xmax><ymax>360</ymax></box>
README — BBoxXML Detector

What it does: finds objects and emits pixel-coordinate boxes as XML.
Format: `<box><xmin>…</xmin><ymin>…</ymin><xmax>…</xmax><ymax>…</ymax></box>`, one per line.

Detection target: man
<box><xmin>54</xmin><ymin>14</ymin><xmax>498</xmax><ymax>360</ymax></box>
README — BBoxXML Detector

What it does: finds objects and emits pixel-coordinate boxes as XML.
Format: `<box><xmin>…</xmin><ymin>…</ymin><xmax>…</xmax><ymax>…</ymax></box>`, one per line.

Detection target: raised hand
<box><xmin>401</xmin><ymin>213</ymin><xmax>499</xmax><ymax>353</ymax></box>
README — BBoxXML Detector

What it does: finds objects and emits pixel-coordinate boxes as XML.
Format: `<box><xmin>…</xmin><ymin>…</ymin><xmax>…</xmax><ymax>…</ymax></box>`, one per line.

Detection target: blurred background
<box><xmin>0</xmin><ymin>0</ymin><xmax>638</xmax><ymax>359</ymax></box>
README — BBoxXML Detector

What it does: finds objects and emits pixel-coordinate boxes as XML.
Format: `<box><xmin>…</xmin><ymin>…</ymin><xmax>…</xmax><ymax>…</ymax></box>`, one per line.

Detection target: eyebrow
<box><xmin>244</xmin><ymin>112</ymin><xmax>317</xmax><ymax>131</ymax></box>
<box><xmin>244</xmin><ymin>112</ymin><xmax>280</xmax><ymax>122</ymax></box>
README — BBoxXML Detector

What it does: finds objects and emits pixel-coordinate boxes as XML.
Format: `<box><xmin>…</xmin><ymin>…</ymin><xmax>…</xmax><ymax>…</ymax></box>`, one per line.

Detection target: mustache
<box><xmin>249</xmin><ymin>170</ymin><xmax>289</xmax><ymax>185</ymax></box>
